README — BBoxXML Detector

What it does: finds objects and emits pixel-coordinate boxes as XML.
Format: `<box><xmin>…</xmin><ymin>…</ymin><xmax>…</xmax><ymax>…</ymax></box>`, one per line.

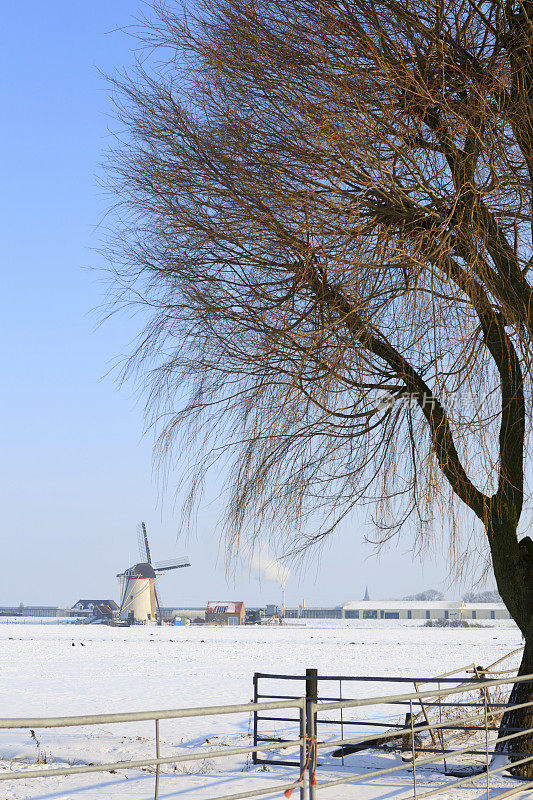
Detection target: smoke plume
<box><xmin>249</xmin><ymin>545</ymin><xmax>290</xmax><ymax>587</ymax></box>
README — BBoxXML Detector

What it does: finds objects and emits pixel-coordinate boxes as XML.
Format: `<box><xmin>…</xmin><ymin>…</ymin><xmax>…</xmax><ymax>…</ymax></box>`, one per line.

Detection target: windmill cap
<box><xmin>131</xmin><ymin>562</ymin><xmax>156</xmax><ymax>578</ymax></box>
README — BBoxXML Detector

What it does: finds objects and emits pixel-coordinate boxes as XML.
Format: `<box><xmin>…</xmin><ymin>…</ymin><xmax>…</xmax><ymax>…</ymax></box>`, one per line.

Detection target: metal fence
<box><xmin>252</xmin><ymin>667</ymin><xmax>502</xmax><ymax>767</ymax></box>
<box><xmin>0</xmin><ymin>671</ymin><xmax>532</xmax><ymax>799</ymax></box>
<box><xmin>0</xmin><ymin>698</ymin><xmax>308</xmax><ymax>800</ymax></box>
<box><xmin>307</xmin><ymin>672</ymin><xmax>533</xmax><ymax>800</ymax></box>
<box><xmin>252</xmin><ymin>649</ymin><xmax>525</xmax><ymax>767</ymax></box>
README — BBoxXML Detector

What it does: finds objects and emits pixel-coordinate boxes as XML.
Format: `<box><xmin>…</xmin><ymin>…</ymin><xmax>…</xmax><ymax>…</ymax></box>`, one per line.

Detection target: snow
<box><xmin>0</xmin><ymin>619</ymin><xmax>529</xmax><ymax>799</ymax></box>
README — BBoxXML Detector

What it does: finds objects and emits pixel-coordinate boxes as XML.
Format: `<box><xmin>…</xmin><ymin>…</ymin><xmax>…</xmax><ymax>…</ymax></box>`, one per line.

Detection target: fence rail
<box><xmin>0</xmin><ymin>671</ymin><xmax>532</xmax><ymax>799</ymax></box>
<box><xmin>308</xmin><ymin>672</ymin><xmax>533</xmax><ymax>800</ymax></box>
<box><xmin>0</xmin><ymin>698</ymin><xmax>308</xmax><ymax>800</ymax></box>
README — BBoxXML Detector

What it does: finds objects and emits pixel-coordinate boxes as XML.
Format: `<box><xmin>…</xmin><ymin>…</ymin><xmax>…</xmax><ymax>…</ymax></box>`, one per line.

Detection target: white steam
<box><xmin>249</xmin><ymin>545</ymin><xmax>290</xmax><ymax>587</ymax></box>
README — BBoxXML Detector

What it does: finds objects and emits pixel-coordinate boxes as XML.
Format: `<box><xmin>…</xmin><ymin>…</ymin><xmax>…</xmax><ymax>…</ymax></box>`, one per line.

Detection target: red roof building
<box><xmin>205</xmin><ymin>601</ymin><xmax>246</xmax><ymax>625</ymax></box>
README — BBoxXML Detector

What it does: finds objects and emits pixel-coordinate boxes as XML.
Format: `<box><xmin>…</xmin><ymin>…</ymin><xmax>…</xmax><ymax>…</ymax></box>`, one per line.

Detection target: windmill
<box><xmin>117</xmin><ymin>523</ymin><xmax>190</xmax><ymax>624</ymax></box>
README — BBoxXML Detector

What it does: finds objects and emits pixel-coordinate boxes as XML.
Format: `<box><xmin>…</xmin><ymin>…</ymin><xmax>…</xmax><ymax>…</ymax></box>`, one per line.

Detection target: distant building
<box><xmin>160</xmin><ymin>607</ymin><xmax>206</xmax><ymax>622</ymax></box>
<box><xmin>284</xmin><ymin>605</ymin><xmax>343</xmax><ymax>619</ymax></box>
<box><xmin>0</xmin><ymin>606</ymin><xmax>62</xmax><ymax>618</ymax></box>
<box><xmin>71</xmin><ymin>600</ymin><xmax>119</xmax><ymax>616</ymax></box>
<box><xmin>91</xmin><ymin>603</ymin><xmax>117</xmax><ymax>620</ymax></box>
<box><xmin>341</xmin><ymin>600</ymin><xmax>509</xmax><ymax>620</ymax></box>
<box><xmin>283</xmin><ymin>600</ymin><xmax>511</xmax><ymax>620</ymax></box>
<box><xmin>205</xmin><ymin>601</ymin><xmax>245</xmax><ymax>626</ymax></box>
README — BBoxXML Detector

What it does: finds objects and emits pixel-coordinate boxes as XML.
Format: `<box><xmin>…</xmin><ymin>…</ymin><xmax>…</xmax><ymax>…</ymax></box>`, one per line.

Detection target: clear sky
<box><xmin>1</xmin><ymin>1</ymin><xmax>470</xmax><ymax>609</ymax></box>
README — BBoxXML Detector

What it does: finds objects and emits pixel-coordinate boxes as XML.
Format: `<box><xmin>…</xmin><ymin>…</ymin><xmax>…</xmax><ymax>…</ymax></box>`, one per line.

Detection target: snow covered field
<box><xmin>0</xmin><ymin>619</ymin><xmax>529</xmax><ymax>799</ymax></box>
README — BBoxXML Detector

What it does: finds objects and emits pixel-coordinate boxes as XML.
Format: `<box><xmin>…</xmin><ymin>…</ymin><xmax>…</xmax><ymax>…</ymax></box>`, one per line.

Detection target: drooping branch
<box><xmin>106</xmin><ymin>0</ymin><xmax>533</xmax><ymax>609</ymax></box>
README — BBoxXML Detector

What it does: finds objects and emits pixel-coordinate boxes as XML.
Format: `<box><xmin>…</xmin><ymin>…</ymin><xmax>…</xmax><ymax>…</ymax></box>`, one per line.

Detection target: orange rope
<box><xmin>284</xmin><ymin>735</ymin><xmax>317</xmax><ymax>798</ymax></box>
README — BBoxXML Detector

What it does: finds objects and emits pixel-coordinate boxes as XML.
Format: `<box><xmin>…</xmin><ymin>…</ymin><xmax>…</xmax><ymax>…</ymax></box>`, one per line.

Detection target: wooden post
<box><xmin>306</xmin><ymin>668</ymin><xmax>318</xmax><ymax>731</ymax></box>
<box><xmin>401</xmin><ymin>712</ymin><xmax>413</xmax><ymax>751</ymax></box>
<box><xmin>305</xmin><ymin>669</ymin><xmax>318</xmax><ymax>703</ymax></box>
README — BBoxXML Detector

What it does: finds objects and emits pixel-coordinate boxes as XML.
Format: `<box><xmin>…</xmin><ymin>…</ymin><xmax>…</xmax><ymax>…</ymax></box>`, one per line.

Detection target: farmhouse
<box><xmin>71</xmin><ymin>600</ymin><xmax>119</xmax><ymax>616</ymax></box>
<box><xmin>205</xmin><ymin>601</ymin><xmax>246</xmax><ymax>625</ymax></box>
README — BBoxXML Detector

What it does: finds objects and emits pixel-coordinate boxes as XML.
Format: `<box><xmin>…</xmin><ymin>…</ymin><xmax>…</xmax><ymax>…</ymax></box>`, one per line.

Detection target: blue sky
<box><xmin>0</xmin><ymin>1</ymin><xmax>457</xmax><ymax>608</ymax></box>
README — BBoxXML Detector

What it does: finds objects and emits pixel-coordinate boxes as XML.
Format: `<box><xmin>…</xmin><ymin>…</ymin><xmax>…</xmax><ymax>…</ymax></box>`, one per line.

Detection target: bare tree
<box><xmin>404</xmin><ymin>590</ymin><xmax>445</xmax><ymax>601</ymax></box>
<box><xmin>463</xmin><ymin>589</ymin><xmax>502</xmax><ymax>602</ymax></box>
<box><xmin>106</xmin><ymin>0</ymin><xmax>533</xmax><ymax>771</ymax></box>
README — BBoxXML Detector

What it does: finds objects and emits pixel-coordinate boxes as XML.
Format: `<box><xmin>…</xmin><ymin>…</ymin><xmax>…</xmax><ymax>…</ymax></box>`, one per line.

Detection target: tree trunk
<box><xmin>495</xmin><ymin>636</ymin><xmax>533</xmax><ymax>778</ymax></box>
<box><xmin>488</xmin><ymin>522</ymin><xmax>533</xmax><ymax>778</ymax></box>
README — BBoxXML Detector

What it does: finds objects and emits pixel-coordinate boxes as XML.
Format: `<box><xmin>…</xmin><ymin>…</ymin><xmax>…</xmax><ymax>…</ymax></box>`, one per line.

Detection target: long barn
<box><xmin>282</xmin><ymin>600</ymin><xmax>511</xmax><ymax>620</ymax></box>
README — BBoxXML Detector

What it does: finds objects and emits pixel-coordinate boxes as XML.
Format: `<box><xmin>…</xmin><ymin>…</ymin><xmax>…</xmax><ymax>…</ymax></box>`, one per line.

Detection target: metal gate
<box><xmin>251</xmin><ymin>658</ymin><xmax>520</xmax><ymax>768</ymax></box>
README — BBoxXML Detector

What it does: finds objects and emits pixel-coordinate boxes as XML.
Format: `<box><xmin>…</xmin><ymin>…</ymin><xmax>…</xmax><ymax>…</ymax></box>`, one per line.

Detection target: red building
<box><xmin>205</xmin><ymin>601</ymin><xmax>246</xmax><ymax>625</ymax></box>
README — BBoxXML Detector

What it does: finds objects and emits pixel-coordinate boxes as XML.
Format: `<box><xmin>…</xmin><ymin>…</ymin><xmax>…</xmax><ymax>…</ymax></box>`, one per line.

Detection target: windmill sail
<box><xmin>137</xmin><ymin>522</ymin><xmax>152</xmax><ymax>564</ymax></box>
<box><xmin>154</xmin><ymin>557</ymin><xmax>191</xmax><ymax>571</ymax></box>
<box><xmin>153</xmin><ymin>582</ymin><xmax>162</xmax><ymax>620</ymax></box>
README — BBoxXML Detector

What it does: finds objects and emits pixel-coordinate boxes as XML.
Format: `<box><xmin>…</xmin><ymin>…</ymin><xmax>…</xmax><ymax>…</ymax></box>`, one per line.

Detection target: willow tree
<box><xmin>108</xmin><ymin>0</ymin><xmax>533</xmax><ymax>770</ymax></box>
